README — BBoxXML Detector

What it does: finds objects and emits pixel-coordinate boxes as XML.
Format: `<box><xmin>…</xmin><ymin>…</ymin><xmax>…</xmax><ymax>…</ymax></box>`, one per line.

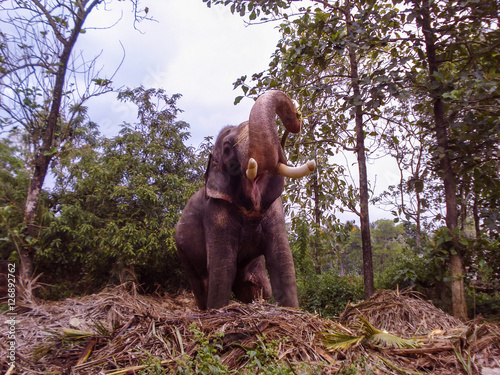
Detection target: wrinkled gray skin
<box><xmin>175</xmin><ymin>91</ymin><xmax>300</xmax><ymax>310</ymax></box>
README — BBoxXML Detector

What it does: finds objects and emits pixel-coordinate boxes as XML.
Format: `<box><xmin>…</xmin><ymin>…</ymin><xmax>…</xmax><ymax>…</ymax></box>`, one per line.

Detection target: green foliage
<box><xmin>337</xmin><ymin>224</ymin><xmax>363</xmax><ymax>276</ymax></box>
<box><xmin>336</xmin><ymin>356</ymin><xmax>370</xmax><ymax>375</ymax></box>
<box><xmin>0</xmin><ymin>138</ymin><xmax>51</xmax><ymax>261</ymax></box>
<box><xmin>371</xmin><ymin>220</ymin><xmax>408</xmax><ymax>273</ymax></box>
<box><xmin>314</xmin><ymin>219</ymin><xmax>410</xmax><ymax>277</ymax></box>
<box><xmin>289</xmin><ymin>216</ymin><xmax>363</xmax><ymax>317</ymax></box>
<box><xmin>202</xmin><ymin>0</ymin><xmax>292</xmax><ymax>20</ymax></box>
<box><xmin>464</xmin><ymin>235</ymin><xmax>500</xmax><ymax>285</ymax></box>
<box><xmin>36</xmin><ymin>87</ymin><xmax>204</xmax><ymax>292</ymax></box>
<box><xmin>375</xmin><ymin>249</ymin><xmax>443</xmax><ymax>292</ymax></box>
<box><xmin>468</xmin><ymin>288</ymin><xmax>500</xmax><ymax>320</ymax></box>
<box><xmin>290</xmin><ymin>215</ymin><xmax>354</xmax><ymax>276</ymax></box>
<box><xmin>240</xmin><ymin>335</ymin><xmax>324</xmax><ymax>375</ymax></box>
<box><xmin>289</xmin><ymin>215</ymin><xmax>316</xmax><ymax>276</ymax></box>
<box><xmin>176</xmin><ymin>324</ymin><xmax>323</xmax><ymax>375</ymax></box>
<box><xmin>243</xmin><ymin>336</ymin><xmax>288</xmax><ymax>374</ymax></box>
<box><xmin>138</xmin><ymin>354</ymin><xmax>165</xmax><ymax>375</ymax></box>
<box><xmin>291</xmin><ymin>218</ymin><xmax>417</xmax><ymax>317</ymax></box>
<box><xmin>0</xmin><ymin>139</ymin><xmax>29</xmax><ymax>259</ymax></box>
<box><xmin>298</xmin><ymin>271</ymin><xmax>363</xmax><ymax>317</ymax></box>
<box><xmin>176</xmin><ymin>323</ymin><xmax>230</xmax><ymax>375</ymax></box>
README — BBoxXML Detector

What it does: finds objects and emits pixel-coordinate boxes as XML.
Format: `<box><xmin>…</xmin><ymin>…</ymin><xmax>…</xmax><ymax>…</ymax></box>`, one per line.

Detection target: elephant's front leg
<box><xmin>263</xmin><ymin>198</ymin><xmax>299</xmax><ymax>308</ymax></box>
<box><xmin>205</xmin><ymin>201</ymin><xmax>240</xmax><ymax>309</ymax></box>
<box><xmin>206</xmin><ymin>243</ymin><xmax>238</xmax><ymax>309</ymax></box>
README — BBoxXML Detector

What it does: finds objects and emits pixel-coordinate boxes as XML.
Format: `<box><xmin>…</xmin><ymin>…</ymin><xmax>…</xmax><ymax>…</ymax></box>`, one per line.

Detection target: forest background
<box><xmin>0</xmin><ymin>0</ymin><xmax>499</xmax><ymax>321</ymax></box>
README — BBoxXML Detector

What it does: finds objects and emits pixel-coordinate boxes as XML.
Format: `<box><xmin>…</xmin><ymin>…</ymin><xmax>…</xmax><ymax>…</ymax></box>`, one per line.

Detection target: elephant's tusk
<box><xmin>246</xmin><ymin>158</ymin><xmax>258</xmax><ymax>180</ymax></box>
<box><xmin>277</xmin><ymin>160</ymin><xmax>316</xmax><ymax>179</ymax></box>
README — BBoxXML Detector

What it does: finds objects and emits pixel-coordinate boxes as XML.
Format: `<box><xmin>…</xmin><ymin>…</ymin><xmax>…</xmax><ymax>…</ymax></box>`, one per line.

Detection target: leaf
<box><xmin>55</xmin><ymin>328</ymin><xmax>95</xmax><ymax>340</ymax></box>
<box><xmin>454</xmin><ymin>348</ymin><xmax>472</xmax><ymax>375</ymax></box>
<box><xmin>319</xmin><ymin>330</ymin><xmax>363</xmax><ymax>350</ymax></box>
<box><xmin>360</xmin><ymin>316</ymin><xmax>419</xmax><ymax>349</ymax></box>
<box><xmin>92</xmin><ymin>78</ymin><xmax>112</xmax><ymax>87</ymax></box>
<box><xmin>377</xmin><ymin>355</ymin><xmax>426</xmax><ymax>375</ymax></box>
<box><xmin>43</xmin><ymin>146</ymin><xmax>58</xmax><ymax>156</ymax></box>
<box><xmin>69</xmin><ymin>318</ymin><xmax>83</xmax><ymax>328</ymax></box>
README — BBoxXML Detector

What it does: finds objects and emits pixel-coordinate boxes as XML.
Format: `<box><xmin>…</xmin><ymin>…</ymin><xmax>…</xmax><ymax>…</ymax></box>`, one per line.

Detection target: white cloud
<box><xmin>81</xmin><ymin>0</ymin><xmax>280</xmax><ymax>145</ymax></box>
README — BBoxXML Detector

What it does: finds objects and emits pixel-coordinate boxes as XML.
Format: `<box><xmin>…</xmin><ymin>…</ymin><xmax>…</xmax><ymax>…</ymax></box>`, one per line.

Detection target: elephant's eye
<box><xmin>223</xmin><ymin>144</ymin><xmax>232</xmax><ymax>156</ymax></box>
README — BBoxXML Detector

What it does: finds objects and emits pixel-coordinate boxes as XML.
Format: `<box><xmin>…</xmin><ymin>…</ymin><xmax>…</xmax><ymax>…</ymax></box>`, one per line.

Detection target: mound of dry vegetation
<box><xmin>1</xmin><ymin>285</ymin><xmax>499</xmax><ymax>374</ymax></box>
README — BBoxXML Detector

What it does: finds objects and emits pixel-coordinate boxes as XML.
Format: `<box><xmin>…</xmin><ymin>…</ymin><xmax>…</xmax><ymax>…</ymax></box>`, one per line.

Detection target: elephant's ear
<box><xmin>204</xmin><ymin>152</ymin><xmax>233</xmax><ymax>203</ymax></box>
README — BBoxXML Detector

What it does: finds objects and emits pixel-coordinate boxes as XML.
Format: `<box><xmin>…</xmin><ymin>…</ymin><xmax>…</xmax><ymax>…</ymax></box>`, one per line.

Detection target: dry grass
<box><xmin>339</xmin><ymin>289</ymin><xmax>463</xmax><ymax>336</ymax></box>
<box><xmin>334</xmin><ymin>289</ymin><xmax>500</xmax><ymax>374</ymax></box>
<box><xmin>1</xmin><ymin>285</ymin><xmax>499</xmax><ymax>374</ymax></box>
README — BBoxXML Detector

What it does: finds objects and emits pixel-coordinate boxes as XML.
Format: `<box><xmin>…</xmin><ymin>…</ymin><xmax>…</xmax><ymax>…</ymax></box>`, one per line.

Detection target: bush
<box><xmin>298</xmin><ymin>272</ymin><xmax>363</xmax><ymax>317</ymax></box>
<box><xmin>467</xmin><ymin>290</ymin><xmax>500</xmax><ymax>320</ymax></box>
<box><xmin>33</xmin><ymin>88</ymin><xmax>202</xmax><ymax>296</ymax></box>
<box><xmin>375</xmin><ymin>252</ymin><xmax>443</xmax><ymax>291</ymax></box>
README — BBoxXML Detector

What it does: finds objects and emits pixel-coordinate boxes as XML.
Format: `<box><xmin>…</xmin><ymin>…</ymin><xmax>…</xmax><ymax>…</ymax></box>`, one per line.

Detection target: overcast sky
<box><xmin>79</xmin><ymin>0</ymin><xmax>398</xmax><ymax>222</ymax></box>
<box><xmin>83</xmin><ymin>0</ymin><xmax>280</xmax><ymax>146</ymax></box>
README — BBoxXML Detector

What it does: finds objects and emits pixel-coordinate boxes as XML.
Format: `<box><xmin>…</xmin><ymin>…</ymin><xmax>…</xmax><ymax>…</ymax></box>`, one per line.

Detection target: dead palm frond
<box><xmin>320</xmin><ymin>315</ymin><xmax>419</xmax><ymax>351</ymax></box>
<box><xmin>33</xmin><ymin>327</ymin><xmax>97</xmax><ymax>362</ymax></box>
<box><xmin>17</xmin><ymin>273</ymin><xmax>43</xmax><ymax>307</ymax></box>
<box><xmin>8</xmin><ymin>286</ymin><xmax>500</xmax><ymax>375</ymax></box>
<box><xmin>320</xmin><ymin>330</ymin><xmax>364</xmax><ymax>351</ymax></box>
<box><xmin>360</xmin><ymin>316</ymin><xmax>419</xmax><ymax>349</ymax></box>
<box><xmin>56</xmin><ymin>328</ymin><xmax>96</xmax><ymax>340</ymax></box>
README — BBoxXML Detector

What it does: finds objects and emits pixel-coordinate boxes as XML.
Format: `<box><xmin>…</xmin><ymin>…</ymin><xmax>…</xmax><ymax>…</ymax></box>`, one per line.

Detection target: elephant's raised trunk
<box><xmin>246</xmin><ymin>90</ymin><xmax>316</xmax><ymax>180</ymax></box>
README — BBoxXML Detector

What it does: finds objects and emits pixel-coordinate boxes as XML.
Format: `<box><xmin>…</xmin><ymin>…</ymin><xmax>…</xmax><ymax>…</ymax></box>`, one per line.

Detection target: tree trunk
<box><xmin>312</xmin><ymin>173</ymin><xmax>322</xmax><ymax>275</ymax></box>
<box><xmin>21</xmin><ymin>155</ymin><xmax>52</xmax><ymax>284</ymax></box>
<box><xmin>416</xmin><ymin>0</ymin><xmax>468</xmax><ymax>320</ymax></box>
<box><xmin>345</xmin><ymin>0</ymin><xmax>374</xmax><ymax>299</ymax></box>
<box><xmin>354</xmin><ymin>97</ymin><xmax>374</xmax><ymax>299</ymax></box>
<box><xmin>472</xmin><ymin>182</ymin><xmax>481</xmax><ymax>238</ymax></box>
<box><xmin>20</xmin><ymin>0</ymin><xmax>100</xmax><ymax>288</ymax></box>
<box><xmin>415</xmin><ymin>188</ymin><xmax>422</xmax><ymax>247</ymax></box>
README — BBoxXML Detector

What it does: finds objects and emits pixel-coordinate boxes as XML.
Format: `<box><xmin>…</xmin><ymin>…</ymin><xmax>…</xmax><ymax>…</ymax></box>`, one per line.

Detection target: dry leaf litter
<box><xmin>1</xmin><ymin>285</ymin><xmax>499</xmax><ymax>374</ymax></box>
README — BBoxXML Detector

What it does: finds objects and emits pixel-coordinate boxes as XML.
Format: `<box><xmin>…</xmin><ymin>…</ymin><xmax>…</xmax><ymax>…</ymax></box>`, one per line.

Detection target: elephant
<box><xmin>175</xmin><ymin>90</ymin><xmax>316</xmax><ymax>310</ymax></box>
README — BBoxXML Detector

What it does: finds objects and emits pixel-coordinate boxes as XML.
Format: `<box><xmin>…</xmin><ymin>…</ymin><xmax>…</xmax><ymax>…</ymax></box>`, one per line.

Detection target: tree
<box><xmin>373</xmin><ymin>105</ymin><xmax>445</xmax><ymax>247</ymax></box>
<box><xmin>370</xmin><ymin>219</ymin><xmax>406</xmax><ymax>273</ymax></box>
<box><xmin>229</xmin><ymin>0</ymin><xmax>408</xmax><ymax>299</ymax></box>
<box><xmin>343</xmin><ymin>0</ymin><xmax>375</xmax><ymax>297</ymax></box>
<box><xmin>412</xmin><ymin>0</ymin><xmax>466</xmax><ymax>320</ymax></box>
<box><xmin>39</xmin><ymin>87</ymin><xmax>204</xmax><ymax>291</ymax></box>
<box><xmin>0</xmin><ymin>0</ymin><xmax>148</xmax><ymax>288</ymax></box>
<box><xmin>404</xmin><ymin>0</ymin><xmax>500</xmax><ymax>320</ymax></box>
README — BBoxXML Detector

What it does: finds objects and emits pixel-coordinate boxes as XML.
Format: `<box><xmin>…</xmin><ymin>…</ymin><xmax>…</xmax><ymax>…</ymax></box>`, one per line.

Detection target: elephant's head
<box><xmin>205</xmin><ymin>90</ymin><xmax>316</xmax><ymax>214</ymax></box>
